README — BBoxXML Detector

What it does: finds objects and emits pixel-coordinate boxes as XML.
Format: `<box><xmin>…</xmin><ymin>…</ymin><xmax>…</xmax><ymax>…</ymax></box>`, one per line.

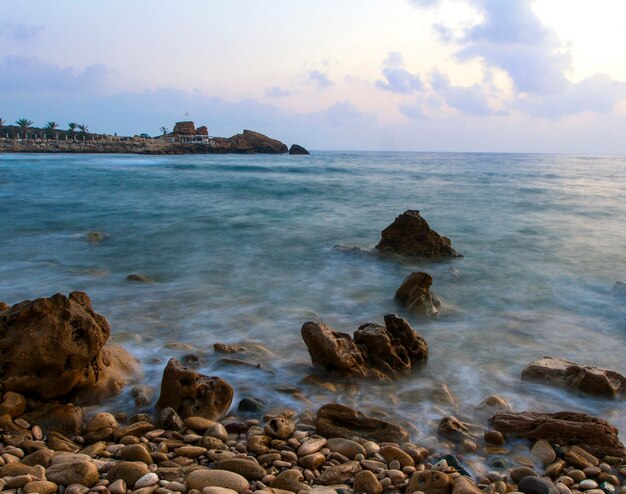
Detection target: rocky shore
<box><xmin>0</xmin><ymin>131</ymin><xmax>302</xmax><ymax>155</ymax></box>
<box><xmin>1</xmin><ymin>213</ymin><xmax>625</xmax><ymax>494</ymax></box>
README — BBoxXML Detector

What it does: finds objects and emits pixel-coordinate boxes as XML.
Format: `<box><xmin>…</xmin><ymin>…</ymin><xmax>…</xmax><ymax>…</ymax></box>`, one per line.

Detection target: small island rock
<box><xmin>289</xmin><ymin>144</ymin><xmax>310</xmax><ymax>155</ymax></box>
<box><xmin>395</xmin><ymin>271</ymin><xmax>442</xmax><ymax>315</ymax></box>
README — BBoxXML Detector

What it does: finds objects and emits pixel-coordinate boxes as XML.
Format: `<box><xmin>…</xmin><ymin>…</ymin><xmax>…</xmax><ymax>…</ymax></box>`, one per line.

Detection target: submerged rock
<box><xmin>289</xmin><ymin>144</ymin><xmax>310</xmax><ymax>155</ymax></box>
<box><xmin>521</xmin><ymin>356</ymin><xmax>626</xmax><ymax>398</ymax></box>
<box><xmin>126</xmin><ymin>273</ymin><xmax>154</xmax><ymax>283</ymax></box>
<box><xmin>301</xmin><ymin>313</ymin><xmax>428</xmax><ymax>380</ymax></box>
<box><xmin>315</xmin><ymin>403</ymin><xmax>410</xmax><ymax>443</ymax></box>
<box><xmin>395</xmin><ymin>271</ymin><xmax>442</xmax><ymax>315</ymax></box>
<box><xmin>0</xmin><ymin>291</ymin><xmax>140</xmax><ymax>402</ymax></box>
<box><xmin>612</xmin><ymin>281</ymin><xmax>626</xmax><ymax>299</ymax></box>
<box><xmin>490</xmin><ymin>411</ymin><xmax>626</xmax><ymax>457</ymax></box>
<box><xmin>376</xmin><ymin>210</ymin><xmax>460</xmax><ymax>259</ymax></box>
<box><xmin>156</xmin><ymin>358</ymin><xmax>234</xmax><ymax>420</ymax></box>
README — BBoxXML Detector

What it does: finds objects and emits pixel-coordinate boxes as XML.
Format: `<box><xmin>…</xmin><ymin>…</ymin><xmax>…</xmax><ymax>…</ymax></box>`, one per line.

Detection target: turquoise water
<box><xmin>1</xmin><ymin>152</ymin><xmax>625</xmax><ymax>439</ymax></box>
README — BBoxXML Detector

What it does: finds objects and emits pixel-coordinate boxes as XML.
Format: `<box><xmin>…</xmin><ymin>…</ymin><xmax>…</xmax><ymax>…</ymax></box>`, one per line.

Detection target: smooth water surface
<box><xmin>1</xmin><ymin>152</ymin><xmax>625</xmax><ymax>440</ymax></box>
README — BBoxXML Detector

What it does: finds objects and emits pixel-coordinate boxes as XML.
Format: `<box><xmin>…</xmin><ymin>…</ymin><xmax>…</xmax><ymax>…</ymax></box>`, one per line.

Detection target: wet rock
<box><xmin>107</xmin><ymin>461</ymin><xmax>151</xmax><ymax>487</ymax></box>
<box><xmin>452</xmin><ymin>477</ymin><xmax>483</xmax><ymax>494</ymax></box>
<box><xmin>23</xmin><ymin>480</ymin><xmax>58</xmax><ymax>494</ymax></box>
<box><xmin>238</xmin><ymin>397</ymin><xmax>266</xmax><ymax>413</ymax></box>
<box><xmin>326</xmin><ymin>438</ymin><xmax>366</xmax><ymax>459</ymax></box>
<box><xmin>121</xmin><ymin>444</ymin><xmax>154</xmax><ymax>464</ymax></box>
<box><xmin>510</xmin><ymin>467</ymin><xmax>540</xmax><ymax>483</ymax></box>
<box><xmin>158</xmin><ymin>406</ymin><xmax>185</xmax><ymax>431</ymax></box>
<box><xmin>316</xmin><ymin>403</ymin><xmax>409</xmax><ymax>443</ymax></box>
<box><xmin>564</xmin><ymin>446</ymin><xmax>599</xmax><ymax>469</ymax></box>
<box><xmin>395</xmin><ymin>272</ymin><xmax>442</xmax><ymax>316</ymax></box>
<box><xmin>264</xmin><ymin>417</ymin><xmax>295</xmax><ymax>439</ymax></box>
<box><xmin>126</xmin><ymin>273</ymin><xmax>153</xmax><ymax>283</ymax></box>
<box><xmin>86</xmin><ymin>231</ymin><xmax>108</xmax><ymax>244</ymax></box>
<box><xmin>0</xmin><ymin>391</ymin><xmax>27</xmax><ymax>417</ymax></box>
<box><xmin>22</xmin><ymin>403</ymin><xmax>84</xmax><ymax>436</ymax></box>
<box><xmin>317</xmin><ymin>460</ymin><xmax>361</xmax><ymax>485</ymax></box>
<box><xmin>289</xmin><ymin>144</ymin><xmax>310</xmax><ymax>155</ymax></box>
<box><xmin>131</xmin><ymin>385</ymin><xmax>153</xmax><ymax>407</ymax></box>
<box><xmin>518</xmin><ymin>476</ymin><xmax>559</xmax><ymax>494</ymax></box>
<box><xmin>407</xmin><ymin>470</ymin><xmax>453</xmax><ymax>494</ymax></box>
<box><xmin>376</xmin><ymin>210</ymin><xmax>460</xmax><ymax>259</ymax></box>
<box><xmin>437</xmin><ymin>416</ymin><xmax>480</xmax><ymax>442</ymax></box>
<box><xmin>521</xmin><ymin>356</ymin><xmax>626</xmax><ymax>398</ymax></box>
<box><xmin>135</xmin><ymin>472</ymin><xmax>159</xmax><ymax>489</ymax></box>
<box><xmin>531</xmin><ymin>440</ymin><xmax>556</xmax><ymax>466</ymax></box>
<box><xmin>46</xmin><ymin>460</ymin><xmax>99</xmax><ymax>487</ymax></box>
<box><xmin>299</xmin><ymin>452</ymin><xmax>326</xmax><ymax>470</ymax></box>
<box><xmin>355</xmin><ymin>470</ymin><xmax>383</xmax><ymax>494</ymax></box>
<box><xmin>490</xmin><ymin>411</ymin><xmax>625</xmax><ymax>457</ymax></box>
<box><xmin>474</xmin><ymin>395</ymin><xmax>512</xmax><ymax>421</ymax></box>
<box><xmin>215</xmin><ymin>457</ymin><xmax>266</xmax><ymax>481</ymax></box>
<box><xmin>0</xmin><ymin>292</ymin><xmax>139</xmax><ymax>402</ymax></box>
<box><xmin>156</xmin><ymin>358</ymin><xmax>234</xmax><ymax>420</ymax></box>
<box><xmin>301</xmin><ymin>313</ymin><xmax>428</xmax><ymax>380</ymax></box>
<box><xmin>298</xmin><ymin>437</ymin><xmax>326</xmax><ymax>456</ymax></box>
<box><xmin>612</xmin><ymin>282</ymin><xmax>626</xmax><ymax>298</ymax></box>
<box><xmin>186</xmin><ymin>469</ymin><xmax>249</xmax><ymax>493</ymax></box>
<box><xmin>270</xmin><ymin>469</ymin><xmax>310</xmax><ymax>492</ymax></box>
<box><xmin>86</xmin><ymin>412</ymin><xmax>118</xmax><ymax>433</ymax></box>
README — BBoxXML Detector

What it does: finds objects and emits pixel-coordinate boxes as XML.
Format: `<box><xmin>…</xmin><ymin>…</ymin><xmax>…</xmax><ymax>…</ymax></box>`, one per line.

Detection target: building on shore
<box><xmin>164</xmin><ymin>121</ymin><xmax>210</xmax><ymax>143</ymax></box>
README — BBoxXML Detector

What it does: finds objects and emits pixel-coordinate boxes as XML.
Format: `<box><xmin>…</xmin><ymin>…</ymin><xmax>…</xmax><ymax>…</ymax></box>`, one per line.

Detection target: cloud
<box><xmin>266</xmin><ymin>86</ymin><xmax>291</xmax><ymax>97</ymax></box>
<box><xmin>406</xmin><ymin>0</ymin><xmax>439</xmax><ymax>7</ymax></box>
<box><xmin>306</xmin><ymin>70</ymin><xmax>334</xmax><ymax>90</ymax></box>
<box><xmin>0</xmin><ymin>56</ymin><xmax>108</xmax><ymax>93</ymax></box>
<box><xmin>0</xmin><ymin>22</ymin><xmax>43</xmax><ymax>41</ymax></box>
<box><xmin>431</xmin><ymin>71</ymin><xmax>506</xmax><ymax>116</ymax></box>
<box><xmin>323</xmin><ymin>100</ymin><xmax>376</xmax><ymax>127</ymax></box>
<box><xmin>375</xmin><ymin>52</ymin><xmax>424</xmax><ymax>94</ymax></box>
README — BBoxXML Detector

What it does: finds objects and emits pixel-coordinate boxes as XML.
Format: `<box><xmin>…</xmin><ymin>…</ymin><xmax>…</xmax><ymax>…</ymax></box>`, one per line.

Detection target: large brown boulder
<box><xmin>316</xmin><ymin>403</ymin><xmax>409</xmax><ymax>444</ymax></box>
<box><xmin>521</xmin><ymin>356</ymin><xmax>626</xmax><ymax>398</ymax></box>
<box><xmin>227</xmin><ymin>130</ymin><xmax>288</xmax><ymax>154</ymax></box>
<box><xmin>22</xmin><ymin>403</ymin><xmax>84</xmax><ymax>436</ymax></box>
<box><xmin>490</xmin><ymin>411</ymin><xmax>626</xmax><ymax>457</ymax></box>
<box><xmin>156</xmin><ymin>358</ymin><xmax>234</xmax><ymax>420</ymax></box>
<box><xmin>376</xmin><ymin>210</ymin><xmax>460</xmax><ymax>259</ymax></box>
<box><xmin>395</xmin><ymin>272</ymin><xmax>441</xmax><ymax>315</ymax></box>
<box><xmin>196</xmin><ymin>126</ymin><xmax>209</xmax><ymax>136</ymax></box>
<box><xmin>0</xmin><ymin>292</ymin><xmax>140</xmax><ymax>402</ymax></box>
<box><xmin>301</xmin><ymin>314</ymin><xmax>428</xmax><ymax>380</ymax></box>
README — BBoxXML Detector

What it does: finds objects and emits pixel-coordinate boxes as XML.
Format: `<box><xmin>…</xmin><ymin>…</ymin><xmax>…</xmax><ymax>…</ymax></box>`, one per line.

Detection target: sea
<box><xmin>1</xmin><ymin>151</ymin><xmax>625</xmax><ymax>443</ymax></box>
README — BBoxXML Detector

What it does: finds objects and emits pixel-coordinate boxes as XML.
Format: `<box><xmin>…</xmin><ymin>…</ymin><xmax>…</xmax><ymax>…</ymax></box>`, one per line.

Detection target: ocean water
<box><xmin>1</xmin><ymin>151</ymin><xmax>625</xmax><ymax>441</ymax></box>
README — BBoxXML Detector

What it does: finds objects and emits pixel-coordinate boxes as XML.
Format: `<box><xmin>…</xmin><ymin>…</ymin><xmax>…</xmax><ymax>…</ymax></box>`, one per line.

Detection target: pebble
<box><xmin>531</xmin><ymin>441</ymin><xmax>556</xmax><ymax>466</ymax></box>
<box><xmin>186</xmin><ymin>469</ymin><xmax>249</xmax><ymax>493</ymax></box>
<box><xmin>381</xmin><ymin>445</ymin><xmax>415</xmax><ymax>468</ymax></box>
<box><xmin>134</xmin><ymin>472</ymin><xmax>160</xmax><ymax>488</ymax></box>
<box><xmin>583</xmin><ymin>467</ymin><xmax>602</xmax><ymax>477</ymax></box>
<box><xmin>511</xmin><ymin>467</ymin><xmax>540</xmax><ymax>483</ymax></box>
<box><xmin>46</xmin><ymin>460</ymin><xmax>99</xmax><ymax>487</ymax></box>
<box><xmin>298</xmin><ymin>438</ymin><xmax>327</xmax><ymax>457</ymax></box>
<box><xmin>580</xmin><ymin>480</ymin><xmax>599</xmax><ymax>490</ymax></box>
<box><xmin>299</xmin><ymin>452</ymin><xmax>326</xmax><ymax>470</ymax></box>
<box><xmin>108</xmin><ymin>479</ymin><xmax>127</xmax><ymax>494</ymax></box>
<box><xmin>23</xmin><ymin>480</ymin><xmax>58</xmax><ymax>494</ymax></box>
<box><xmin>355</xmin><ymin>470</ymin><xmax>383</xmax><ymax>494</ymax></box>
<box><xmin>518</xmin><ymin>476</ymin><xmax>560</xmax><ymax>494</ymax></box>
<box><xmin>325</xmin><ymin>438</ymin><xmax>366</xmax><ymax>460</ymax></box>
<box><xmin>201</xmin><ymin>488</ymin><xmax>239</xmax><ymax>494</ymax></box>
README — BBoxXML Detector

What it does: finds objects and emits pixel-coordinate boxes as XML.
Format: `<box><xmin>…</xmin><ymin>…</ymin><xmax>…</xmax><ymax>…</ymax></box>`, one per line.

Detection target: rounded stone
<box><xmin>86</xmin><ymin>412</ymin><xmax>118</xmax><ymax>433</ymax></box>
<box><xmin>511</xmin><ymin>468</ymin><xmax>540</xmax><ymax>484</ymax></box>
<box><xmin>298</xmin><ymin>438</ymin><xmax>327</xmax><ymax>457</ymax></box>
<box><xmin>518</xmin><ymin>476</ymin><xmax>560</xmax><ymax>494</ymax></box>
<box><xmin>407</xmin><ymin>470</ymin><xmax>452</xmax><ymax>494</ymax></box>
<box><xmin>120</xmin><ymin>444</ymin><xmax>154</xmax><ymax>464</ymax></box>
<box><xmin>579</xmin><ymin>480</ymin><xmax>599</xmax><ymax>490</ymax></box>
<box><xmin>186</xmin><ymin>469</ymin><xmax>249</xmax><ymax>493</ymax></box>
<box><xmin>202</xmin><ymin>488</ymin><xmax>239</xmax><ymax>494</ymax></box>
<box><xmin>64</xmin><ymin>484</ymin><xmax>90</xmax><ymax>494</ymax></box>
<box><xmin>184</xmin><ymin>416</ymin><xmax>218</xmax><ymax>432</ymax></box>
<box><xmin>23</xmin><ymin>480</ymin><xmax>58</xmax><ymax>494</ymax></box>
<box><xmin>135</xmin><ymin>473</ymin><xmax>159</xmax><ymax>489</ymax></box>
<box><xmin>355</xmin><ymin>470</ymin><xmax>383</xmax><ymax>494</ymax></box>
<box><xmin>299</xmin><ymin>452</ymin><xmax>326</xmax><ymax>470</ymax></box>
<box><xmin>325</xmin><ymin>438</ymin><xmax>366</xmax><ymax>460</ymax></box>
<box><xmin>46</xmin><ymin>461</ymin><xmax>99</xmax><ymax>487</ymax></box>
<box><xmin>381</xmin><ymin>445</ymin><xmax>415</xmax><ymax>467</ymax></box>
<box><xmin>531</xmin><ymin>441</ymin><xmax>556</xmax><ymax>466</ymax></box>
<box><xmin>175</xmin><ymin>446</ymin><xmax>208</xmax><ymax>458</ymax></box>
<box><xmin>214</xmin><ymin>458</ymin><xmax>267</xmax><ymax>481</ymax></box>
<box><xmin>108</xmin><ymin>479</ymin><xmax>127</xmax><ymax>494</ymax></box>
<box><xmin>107</xmin><ymin>461</ymin><xmax>151</xmax><ymax>488</ymax></box>
<box><xmin>264</xmin><ymin>417</ymin><xmax>295</xmax><ymax>440</ymax></box>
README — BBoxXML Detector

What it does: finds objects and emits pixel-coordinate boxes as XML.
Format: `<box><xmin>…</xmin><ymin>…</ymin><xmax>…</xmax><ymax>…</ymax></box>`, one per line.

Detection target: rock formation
<box><xmin>172</xmin><ymin>121</ymin><xmax>196</xmax><ymax>136</ymax></box>
<box><xmin>316</xmin><ymin>403</ymin><xmax>409</xmax><ymax>443</ymax></box>
<box><xmin>301</xmin><ymin>313</ymin><xmax>428</xmax><ymax>380</ymax></box>
<box><xmin>521</xmin><ymin>356</ymin><xmax>626</xmax><ymax>398</ymax></box>
<box><xmin>156</xmin><ymin>358</ymin><xmax>234</xmax><ymax>420</ymax></box>
<box><xmin>196</xmin><ymin>126</ymin><xmax>209</xmax><ymax>136</ymax></box>
<box><xmin>221</xmin><ymin>130</ymin><xmax>288</xmax><ymax>154</ymax></box>
<box><xmin>376</xmin><ymin>210</ymin><xmax>460</xmax><ymax>259</ymax></box>
<box><xmin>490</xmin><ymin>411</ymin><xmax>626</xmax><ymax>457</ymax></box>
<box><xmin>395</xmin><ymin>272</ymin><xmax>441</xmax><ymax>315</ymax></box>
<box><xmin>0</xmin><ymin>291</ymin><xmax>140</xmax><ymax>403</ymax></box>
<box><xmin>289</xmin><ymin>144</ymin><xmax>310</xmax><ymax>155</ymax></box>
<box><xmin>613</xmin><ymin>281</ymin><xmax>626</xmax><ymax>299</ymax></box>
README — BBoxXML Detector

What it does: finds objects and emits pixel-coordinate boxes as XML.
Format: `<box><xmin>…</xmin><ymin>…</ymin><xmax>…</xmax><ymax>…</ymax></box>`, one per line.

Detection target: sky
<box><xmin>1</xmin><ymin>0</ymin><xmax>626</xmax><ymax>153</ymax></box>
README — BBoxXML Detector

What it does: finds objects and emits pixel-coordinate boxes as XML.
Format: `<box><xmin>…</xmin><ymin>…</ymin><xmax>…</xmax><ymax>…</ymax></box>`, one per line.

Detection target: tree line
<box><xmin>0</xmin><ymin>118</ymin><xmax>90</xmax><ymax>138</ymax></box>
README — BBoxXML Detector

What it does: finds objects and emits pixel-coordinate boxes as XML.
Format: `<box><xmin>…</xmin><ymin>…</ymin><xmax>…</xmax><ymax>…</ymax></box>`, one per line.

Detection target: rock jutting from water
<box><xmin>0</xmin><ymin>291</ymin><xmax>141</xmax><ymax>403</ymax></box>
<box><xmin>395</xmin><ymin>271</ymin><xmax>442</xmax><ymax>316</ymax></box>
<box><xmin>521</xmin><ymin>356</ymin><xmax>626</xmax><ymax>398</ymax></box>
<box><xmin>613</xmin><ymin>281</ymin><xmax>626</xmax><ymax>299</ymax></box>
<box><xmin>376</xmin><ymin>210</ymin><xmax>461</xmax><ymax>259</ymax></box>
<box><xmin>289</xmin><ymin>144</ymin><xmax>310</xmax><ymax>155</ymax></box>
<box><xmin>301</xmin><ymin>313</ymin><xmax>428</xmax><ymax>380</ymax></box>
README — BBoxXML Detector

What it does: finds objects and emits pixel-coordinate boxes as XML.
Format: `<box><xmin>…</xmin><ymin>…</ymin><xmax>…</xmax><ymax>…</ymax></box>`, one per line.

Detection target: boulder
<box><xmin>196</xmin><ymin>126</ymin><xmax>209</xmax><ymax>136</ymax></box>
<box><xmin>612</xmin><ymin>282</ymin><xmax>626</xmax><ymax>299</ymax></box>
<box><xmin>0</xmin><ymin>292</ymin><xmax>140</xmax><ymax>402</ymax></box>
<box><xmin>227</xmin><ymin>130</ymin><xmax>288</xmax><ymax>154</ymax></box>
<box><xmin>395</xmin><ymin>272</ymin><xmax>442</xmax><ymax>315</ymax></box>
<box><xmin>301</xmin><ymin>314</ymin><xmax>428</xmax><ymax>380</ymax></box>
<box><xmin>490</xmin><ymin>411</ymin><xmax>626</xmax><ymax>457</ymax></box>
<box><xmin>173</xmin><ymin>121</ymin><xmax>196</xmax><ymax>136</ymax></box>
<box><xmin>315</xmin><ymin>403</ymin><xmax>409</xmax><ymax>444</ymax></box>
<box><xmin>289</xmin><ymin>144</ymin><xmax>310</xmax><ymax>155</ymax></box>
<box><xmin>156</xmin><ymin>358</ymin><xmax>234</xmax><ymax>420</ymax></box>
<box><xmin>22</xmin><ymin>403</ymin><xmax>84</xmax><ymax>436</ymax></box>
<box><xmin>376</xmin><ymin>210</ymin><xmax>460</xmax><ymax>259</ymax></box>
<box><xmin>521</xmin><ymin>356</ymin><xmax>626</xmax><ymax>398</ymax></box>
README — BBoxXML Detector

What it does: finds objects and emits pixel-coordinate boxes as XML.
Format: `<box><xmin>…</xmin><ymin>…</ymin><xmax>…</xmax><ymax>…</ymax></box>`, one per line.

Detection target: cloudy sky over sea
<box><xmin>2</xmin><ymin>0</ymin><xmax>626</xmax><ymax>152</ymax></box>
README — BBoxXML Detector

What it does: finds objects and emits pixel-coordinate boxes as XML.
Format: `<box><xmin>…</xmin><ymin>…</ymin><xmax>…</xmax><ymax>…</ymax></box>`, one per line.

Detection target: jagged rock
<box><xmin>490</xmin><ymin>411</ymin><xmax>626</xmax><ymax>457</ymax></box>
<box><xmin>376</xmin><ymin>210</ymin><xmax>460</xmax><ymax>259</ymax></box>
<box><xmin>301</xmin><ymin>314</ymin><xmax>428</xmax><ymax>380</ymax></box>
<box><xmin>226</xmin><ymin>130</ymin><xmax>288</xmax><ymax>154</ymax></box>
<box><xmin>395</xmin><ymin>271</ymin><xmax>442</xmax><ymax>315</ymax></box>
<box><xmin>437</xmin><ymin>416</ymin><xmax>481</xmax><ymax>442</ymax></box>
<box><xmin>612</xmin><ymin>282</ymin><xmax>626</xmax><ymax>299</ymax></box>
<box><xmin>474</xmin><ymin>395</ymin><xmax>512</xmax><ymax>421</ymax></box>
<box><xmin>22</xmin><ymin>403</ymin><xmax>84</xmax><ymax>436</ymax></box>
<box><xmin>0</xmin><ymin>301</ymin><xmax>9</xmax><ymax>311</ymax></box>
<box><xmin>173</xmin><ymin>121</ymin><xmax>196</xmax><ymax>136</ymax></box>
<box><xmin>0</xmin><ymin>292</ymin><xmax>140</xmax><ymax>402</ymax></box>
<box><xmin>289</xmin><ymin>144</ymin><xmax>310</xmax><ymax>155</ymax></box>
<box><xmin>156</xmin><ymin>358</ymin><xmax>234</xmax><ymax>420</ymax></box>
<box><xmin>521</xmin><ymin>356</ymin><xmax>626</xmax><ymax>398</ymax></box>
<box><xmin>315</xmin><ymin>403</ymin><xmax>409</xmax><ymax>444</ymax></box>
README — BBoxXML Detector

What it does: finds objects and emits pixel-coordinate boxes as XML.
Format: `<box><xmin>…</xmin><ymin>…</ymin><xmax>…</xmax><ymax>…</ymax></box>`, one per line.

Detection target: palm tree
<box><xmin>15</xmin><ymin>118</ymin><xmax>33</xmax><ymax>139</ymax></box>
<box><xmin>68</xmin><ymin>123</ymin><xmax>77</xmax><ymax>139</ymax></box>
<box><xmin>44</xmin><ymin>121</ymin><xmax>59</xmax><ymax>131</ymax></box>
<box><xmin>160</xmin><ymin>126</ymin><xmax>169</xmax><ymax>135</ymax></box>
<box><xmin>77</xmin><ymin>124</ymin><xmax>88</xmax><ymax>134</ymax></box>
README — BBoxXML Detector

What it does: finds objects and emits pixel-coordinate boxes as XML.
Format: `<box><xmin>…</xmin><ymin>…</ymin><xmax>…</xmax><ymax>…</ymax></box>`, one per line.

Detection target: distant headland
<box><xmin>0</xmin><ymin>119</ymin><xmax>310</xmax><ymax>155</ymax></box>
